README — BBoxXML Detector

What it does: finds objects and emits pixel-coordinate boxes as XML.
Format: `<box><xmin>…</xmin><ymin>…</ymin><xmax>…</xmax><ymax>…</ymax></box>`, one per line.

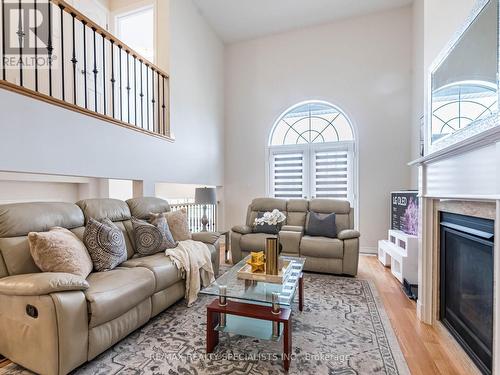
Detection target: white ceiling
<box><xmin>193</xmin><ymin>0</ymin><xmax>413</xmax><ymax>43</ymax></box>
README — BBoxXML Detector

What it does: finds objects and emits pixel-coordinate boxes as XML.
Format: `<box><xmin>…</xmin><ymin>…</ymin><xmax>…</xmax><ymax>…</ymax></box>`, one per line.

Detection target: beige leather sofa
<box><xmin>0</xmin><ymin>197</ymin><xmax>220</xmax><ymax>375</ymax></box>
<box><xmin>231</xmin><ymin>198</ymin><xmax>359</xmax><ymax>276</ymax></box>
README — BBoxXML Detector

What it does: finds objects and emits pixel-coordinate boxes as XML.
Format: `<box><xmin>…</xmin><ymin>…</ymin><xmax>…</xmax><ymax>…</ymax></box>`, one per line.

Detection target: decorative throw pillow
<box><xmin>28</xmin><ymin>227</ymin><xmax>93</xmax><ymax>278</ymax></box>
<box><xmin>163</xmin><ymin>209</ymin><xmax>192</xmax><ymax>241</ymax></box>
<box><xmin>131</xmin><ymin>216</ymin><xmax>177</xmax><ymax>256</ymax></box>
<box><xmin>306</xmin><ymin>212</ymin><xmax>337</xmax><ymax>238</ymax></box>
<box><xmin>253</xmin><ymin>211</ymin><xmax>280</xmax><ymax>234</ymax></box>
<box><xmin>83</xmin><ymin>218</ymin><xmax>127</xmax><ymax>272</ymax></box>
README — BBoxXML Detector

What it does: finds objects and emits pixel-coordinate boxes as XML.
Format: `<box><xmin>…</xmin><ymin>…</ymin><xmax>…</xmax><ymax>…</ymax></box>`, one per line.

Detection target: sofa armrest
<box><xmin>232</xmin><ymin>225</ymin><xmax>252</xmax><ymax>235</ymax></box>
<box><xmin>279</xmin><ymin>230</ymin><xmax>303</xmax><ymax>255</ymax></box>
<box><xmin>338</xmin><ymin>229</ymin><xmax>360</xmax><ymax>240</ymax></box>
<box><xmin>280</xmin><ymin>225</ymin><xmax>303</xmax><ymax>233</ymax></box>
<box><xmin>0</xmin><ymin>272</ymin><xmax>89</xmax><ymax>296</ymax></box>
<box><xmin>191</xmin><ymin>231</ymin><xmax>221</xmax><ymax>245</ymax></box>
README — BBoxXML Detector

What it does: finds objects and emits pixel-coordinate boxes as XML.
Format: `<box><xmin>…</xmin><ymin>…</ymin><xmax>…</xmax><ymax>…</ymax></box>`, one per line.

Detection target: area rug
<box><xmin>1</xmin><ymin>273</ymin><xmax>410</xmax><ymax>375</ymax></box>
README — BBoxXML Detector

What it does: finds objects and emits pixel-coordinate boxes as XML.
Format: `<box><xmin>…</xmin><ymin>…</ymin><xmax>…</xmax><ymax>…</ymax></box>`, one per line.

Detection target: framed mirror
<box><xmin>429</xmin><ymin>0</ymin><xmax>499</xmax><ymax>152</ymax></box>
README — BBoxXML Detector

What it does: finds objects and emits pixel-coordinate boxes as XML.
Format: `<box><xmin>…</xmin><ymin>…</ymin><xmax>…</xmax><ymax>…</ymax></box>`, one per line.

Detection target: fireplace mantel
<box><xmin>409</xmin><ymin>123</ymin><xmax>500</xmax><ymax>168</ymax></box>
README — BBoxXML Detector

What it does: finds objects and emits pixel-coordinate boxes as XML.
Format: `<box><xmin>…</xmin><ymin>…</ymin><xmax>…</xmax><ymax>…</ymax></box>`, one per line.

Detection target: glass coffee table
<box><xmin>200</xmin><ymin>255</ymin><xmax>305</xmax><ymax>371</ymax></box>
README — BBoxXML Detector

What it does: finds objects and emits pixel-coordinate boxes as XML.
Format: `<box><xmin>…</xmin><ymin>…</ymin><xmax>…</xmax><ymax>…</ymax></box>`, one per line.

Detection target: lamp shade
<box><xmin>195</xmin><ymin>187</ymin><xmax>217</xmax><ymax>205</ymax></box>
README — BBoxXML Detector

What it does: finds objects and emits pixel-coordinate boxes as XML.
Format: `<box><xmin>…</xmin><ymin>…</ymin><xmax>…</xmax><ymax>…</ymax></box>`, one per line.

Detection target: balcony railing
<box><xmin>0</xmin><ymin>0</ymin><xmax>170</xmax><ymax>139</ymax></box>
<box><xmin>170</xmin><ymin>203</ymin><xmax>218</xmax><ymax>233</ymax></box>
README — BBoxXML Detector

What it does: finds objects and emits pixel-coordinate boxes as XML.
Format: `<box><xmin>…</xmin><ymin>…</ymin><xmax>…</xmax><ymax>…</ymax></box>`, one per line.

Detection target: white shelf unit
<box><xmin>378</xmin><ymin>229</ymin><xmax>418</xmax><ymax>284</ymax></box>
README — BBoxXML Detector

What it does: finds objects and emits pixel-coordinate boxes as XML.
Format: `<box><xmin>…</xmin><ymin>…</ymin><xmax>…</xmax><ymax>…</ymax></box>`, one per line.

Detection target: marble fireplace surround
<box><xmin>411</xmin><ymin>126</ymin><xmax>500</xmax><ymax>374</ymax></box>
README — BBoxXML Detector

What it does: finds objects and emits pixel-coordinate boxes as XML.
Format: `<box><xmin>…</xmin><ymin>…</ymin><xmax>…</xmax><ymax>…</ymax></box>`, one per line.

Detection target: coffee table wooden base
<box><xmin>206</xmin><ymin>299</ymin><xmax>293</xmax><ymax>371</ymax></box>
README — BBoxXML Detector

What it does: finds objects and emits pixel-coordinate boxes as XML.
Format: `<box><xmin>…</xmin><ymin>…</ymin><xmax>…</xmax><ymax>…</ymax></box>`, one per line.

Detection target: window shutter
<box><xmin>313</xmin><ymin>148</ymin><xmax>350</xmax><ymax>201</ymax></box>
<box><xmin>271</xmin><ymin>151</ymin><xmax>305</xmax><ymax>199</ymax></box>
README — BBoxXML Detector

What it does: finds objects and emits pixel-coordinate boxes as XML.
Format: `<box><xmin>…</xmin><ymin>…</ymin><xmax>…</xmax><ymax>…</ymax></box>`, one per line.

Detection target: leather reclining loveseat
<box><xmin>0</xmin><ymin>197</ymin><xmax>220</xmax><ymax>375</ymax></box>
<box><xmin>231</xmin><ymin>198</ymin><xmax>359</xmax><ymax>276</ymax></box>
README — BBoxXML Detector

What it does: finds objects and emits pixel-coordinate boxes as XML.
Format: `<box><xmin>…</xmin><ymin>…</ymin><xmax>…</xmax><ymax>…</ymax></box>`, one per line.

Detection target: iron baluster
<box><xmin>92</xmin><ymin>27</ymin><xmax>98</xmax><ymax>112</ymax></box>
<box><xmin>59</xmin><ymin>4</ymin><xmax>65</xmax><ymax>100</ymax></box>
<box><xmin>126</xmin><ymin>51</ymin><xmax>130</xmax><ymax>122</ymax></box>
<box><xmin>102</xmin><ymin>33</ymin><xmax>106</xmax><ymax>115</ymax></box>
<box><xmin>47</xmin><ymin>0</ymin><xmax>52</xmax><ymax>95</ymax></box>
<box><xmin>110</xmin><ymin>40</ymin><xmax>115</xmax><ymax>118</ymax></box>
<box><xmin>34</xmin><ymin>0</ymin><xmax>38</xmax><ymax>90</ymax></box>
<box><xmin>162</xmin><ymin>75</ymin><xmax>166</xmax><ymax>135</ymax></box>
<box><xmin>146</xmin><ymin>65</ymin><xmax>149</xmax><ymax>131</ymax></box>
<box><xmin>71</xmin><ymin>13</ymin><xmax>77</xmax><ymax>104</ymax></box>
<box><xmin>140</xmin><ymin>61</ymin><xmax>144</xmax><ymax>128</ymax></box>
<box><xmin>17</xmin><ymin>0</ymin><xmax>23</xmax><ymax>86</ymax></box>
<box><xmin>134</xmin><ymin>56</ymin><xmax>137</xmax><ymax>125</ymax></box>
<box><xmin>82</xmin><ymin>20</ymin><xmax>87</xmax><ymax>109</ymax></box>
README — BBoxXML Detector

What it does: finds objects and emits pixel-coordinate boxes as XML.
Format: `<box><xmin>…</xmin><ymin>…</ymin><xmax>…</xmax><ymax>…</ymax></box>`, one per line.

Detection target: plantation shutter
<box><xmin>270</xmin><ymin>151</ymin><xmax>306</xmax><ymax>199</ymax></box>
<box><xmin>312</xmin><ymin>147</ymin><xmax>352</xmax><ymax>202</ymax></box>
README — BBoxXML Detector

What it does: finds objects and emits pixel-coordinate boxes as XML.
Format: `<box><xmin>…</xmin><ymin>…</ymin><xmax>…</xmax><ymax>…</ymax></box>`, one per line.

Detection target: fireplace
<box><xmin>440</xmin><ymin>212</ymin><xmax>494</xmax><ymax>374</ymax></box>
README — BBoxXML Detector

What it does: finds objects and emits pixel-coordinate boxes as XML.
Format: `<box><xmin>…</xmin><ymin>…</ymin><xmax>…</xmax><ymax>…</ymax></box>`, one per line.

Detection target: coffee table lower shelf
<box><xmin>206</xmin><ymin>299</ymin><xmax>293</xmax><ymax>371</ymax></box>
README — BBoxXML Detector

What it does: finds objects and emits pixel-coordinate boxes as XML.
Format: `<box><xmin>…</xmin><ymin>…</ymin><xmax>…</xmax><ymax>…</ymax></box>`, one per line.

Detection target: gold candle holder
<box><xmin>266</xmin><ymin>237</ymin><xmax>279</xmax><ymax>275</ymax></box>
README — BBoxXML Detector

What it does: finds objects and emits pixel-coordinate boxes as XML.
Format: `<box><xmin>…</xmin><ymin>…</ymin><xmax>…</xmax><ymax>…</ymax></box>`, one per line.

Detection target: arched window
<box><xmin>267</xmin><ymin>101</ymin><xmax>356</xmax><ymax>204</ymax></box>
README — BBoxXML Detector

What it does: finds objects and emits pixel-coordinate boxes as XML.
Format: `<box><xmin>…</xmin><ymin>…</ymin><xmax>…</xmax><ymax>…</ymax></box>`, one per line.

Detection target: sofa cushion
<box><xmin>77</xmin><ymin>199</ymin><xmax>131</xmax><ymax>223</ymax></box>
<box><xmin>0</xmin><ymin>236</ymin><xmax>40</xmax><ymax>276</ymax></box>
<box><xmin>126</xmin><ymin>197</ymin><xmax>170</xmax><ymax>220</ymax></box>
<box><xmin>0</xmin><ymin>202</ymin><xmax>84</xmax><ymax>238</ymax></box>
<box><xmin>240</xmin><ymin>233</ymin><xmax>277</xmax><ymax>252</ymax></box>
<box><xmin>300</xmin><ymin>235</ymin><xmax>343</xmax><ymax>258</ymax></box>
<box><xmin>83</xmin><ymin>218</ymin><xmax>127</xmax><ymax>272</ymax></box>
<box><xmin>309</xmin><ymin>199</ymin><xmax>350</xmax><ymax>214</ymax></box>
<box><xmin>28</xmin><ymin>227</ymin><xmax>93</xmax><ymax>278</ymax></box>
<box><xmin>122</xmin><ymin>253</ymin><xmax>183</xmax><ymax>292</ymax></box>
<box><xmin>286</xmin><ymin>199</ymin><xmax>308</xmax><ymax>227</ymax></box>
<box><xmin>85</xmin><ymin>267</ymin><xmax>155</xmax><ymax>328</ymax></box>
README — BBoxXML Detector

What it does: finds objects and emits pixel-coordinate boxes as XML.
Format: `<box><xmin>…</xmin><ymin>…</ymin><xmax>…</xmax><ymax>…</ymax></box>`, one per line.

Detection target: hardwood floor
<box><xmin>358</xmin><ymin>255</ymin><xmax>480</xmax><ymax>375</ymax></box>
<box><xmin>1</xmin><ymin>251</ymin><xmax>480</xmax><ymax>374</ymax></box>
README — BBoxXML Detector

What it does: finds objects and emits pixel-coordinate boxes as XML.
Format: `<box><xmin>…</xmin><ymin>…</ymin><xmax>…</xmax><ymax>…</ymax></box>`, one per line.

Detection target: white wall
<box><xmin>224</xmin><ymin>6</ymin><xmax>413</xmax><ymax>252</ymax></box>
<box><xmin>410</xmin><ymin>0</ymin><xmax>424</xmax><ymax>188</ymax></box>
<box><xmin>0</xmin><ymin>0</ymin><xmax>224</xmax><ymax>199</ymax></box>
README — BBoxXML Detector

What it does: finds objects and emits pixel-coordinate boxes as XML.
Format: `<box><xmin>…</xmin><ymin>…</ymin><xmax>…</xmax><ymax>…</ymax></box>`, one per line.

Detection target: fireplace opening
<box><xmin>440</xmin><ymin>212</ymin><xmax>494</xmax><ymax>374</ymax></box>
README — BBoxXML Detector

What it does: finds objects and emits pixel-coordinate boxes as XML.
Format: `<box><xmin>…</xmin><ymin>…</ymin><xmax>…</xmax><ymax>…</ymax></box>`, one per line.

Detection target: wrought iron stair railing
<box><xmin>0</xmin><ymin>0</ymin><xmax>170</xmax><ymax>139</ymax></box>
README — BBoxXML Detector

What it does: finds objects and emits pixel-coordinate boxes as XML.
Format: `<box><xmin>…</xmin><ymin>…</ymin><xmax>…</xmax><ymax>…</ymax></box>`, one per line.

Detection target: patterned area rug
<box><xmin>1</xmin><ymin>273</ymin><xmax>410</xmax><ymax>375</ymax></box>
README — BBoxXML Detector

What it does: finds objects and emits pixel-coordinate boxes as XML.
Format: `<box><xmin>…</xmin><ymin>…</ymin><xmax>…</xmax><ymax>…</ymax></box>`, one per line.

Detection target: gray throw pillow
<box><xmin>306</xmin><ymin>212</ymin><xmax>337</xmax><ymax>238</ymax></box>
<box><xmin>131</xmin><ymin>216</ymin><xmax>178</xmax><ymax>256</ymax></box>
<box><xmin>253</xmin><ymin>211</ymin><xmax>280</xmax><ymax>234</ymax></box>
<box><xmin>83</xmin><ymin>218</ymin><xmax>127</xmax><ymax>272</ymax></box>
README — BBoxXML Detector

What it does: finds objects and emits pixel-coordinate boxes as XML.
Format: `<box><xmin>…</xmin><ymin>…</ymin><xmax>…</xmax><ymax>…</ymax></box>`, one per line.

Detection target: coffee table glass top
<box><xmin>200</xmin><ymin>255</ymin><xmax>305</xmax><ymax>306</ymax></box>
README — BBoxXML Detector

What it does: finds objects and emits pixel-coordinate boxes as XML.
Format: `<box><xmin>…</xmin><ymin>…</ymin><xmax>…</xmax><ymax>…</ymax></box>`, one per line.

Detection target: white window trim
<box><xmin>111</xmin><ymin>2</ymin><xmax>157</xmax><ymax>64</ymax></box>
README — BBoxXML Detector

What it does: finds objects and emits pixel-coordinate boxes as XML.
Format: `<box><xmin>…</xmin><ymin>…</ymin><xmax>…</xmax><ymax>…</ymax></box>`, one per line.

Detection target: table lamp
<box><xmin>195</xmin><ymin>187</ymin><xmax>217</xmax><ymax>231</ymax></box>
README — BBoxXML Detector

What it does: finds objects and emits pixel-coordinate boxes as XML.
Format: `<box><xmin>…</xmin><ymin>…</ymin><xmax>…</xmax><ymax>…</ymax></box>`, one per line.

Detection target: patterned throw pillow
<box><xmin>161</xmin><ymin>209</ymin><xmax>192</xmax><ymax>241</ymax></box>
<box><xmin>83</xmin><ymin>218</ymin><xmax>127</xmax><ymax>272</ymax></box>
<box><xmin>131</xmin><ymin>216</ymin><xmax>177</xmax><ymax>256</ymax></box>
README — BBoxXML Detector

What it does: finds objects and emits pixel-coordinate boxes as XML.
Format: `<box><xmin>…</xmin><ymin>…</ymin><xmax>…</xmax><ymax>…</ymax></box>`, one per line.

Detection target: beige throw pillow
<box><xmin>28</xmin><ymin>227</ymin><xmax>93</xmax><ymax>278</ymax></box>
<box><xmin>158</xmin><ymin>209</ymin><xmax>192</xmax><ymax>241</ymax></box>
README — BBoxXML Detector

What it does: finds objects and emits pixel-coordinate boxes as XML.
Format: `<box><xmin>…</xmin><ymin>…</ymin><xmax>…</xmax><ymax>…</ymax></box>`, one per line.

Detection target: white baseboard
<box><xmin>360</xmin><ymin>246</ymin><xmax>377</xmax><ymax>254</ymax></box>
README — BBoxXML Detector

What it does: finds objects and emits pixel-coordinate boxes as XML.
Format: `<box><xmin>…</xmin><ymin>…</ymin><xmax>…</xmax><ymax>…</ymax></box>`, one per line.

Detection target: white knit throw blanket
<box><xmin>165</xmin><ymin>240</ymin><xmax>215</xmax><ymax>306</ymax></box>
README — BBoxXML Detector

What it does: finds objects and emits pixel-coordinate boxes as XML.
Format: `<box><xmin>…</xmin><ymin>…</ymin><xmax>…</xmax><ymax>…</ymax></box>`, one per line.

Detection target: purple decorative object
<box><xmin>402</xmin><ymin>197</ymin><xmax>418</xmax><ymax>236</ymax></box>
